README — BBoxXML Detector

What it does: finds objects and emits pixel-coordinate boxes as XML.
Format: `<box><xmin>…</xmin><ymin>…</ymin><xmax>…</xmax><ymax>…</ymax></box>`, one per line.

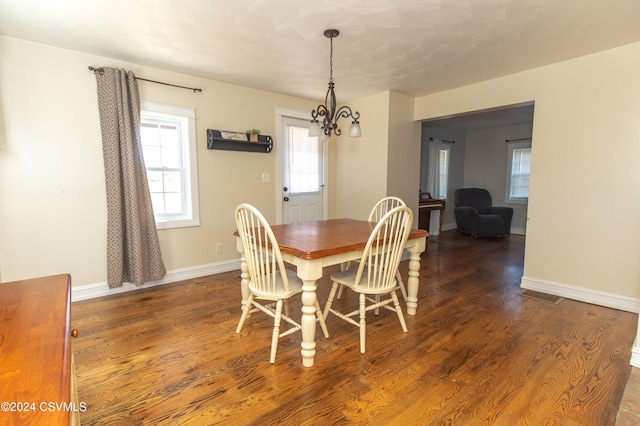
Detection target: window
<box><xmin>287</xmin><ymin>124</ymin><xmax>322</xmax><ymax>194</ymax></box>
<box><xmin>437</xmin><ymin>146</ymin><xmax>450</xmax><ymax>199</ymax></box>
<box><xmin>507</xmin><ymin>141</ymin><xmax>531</xmax><ymax>202</ymax></box>
<box><xmin>140</xmin><ymin>101</ymin><xmax>199</xmax><ymax>229</ymax></box>
<box><xmin>426</xmin><ymin>139</ymin><xmax>451</xmax><ymax>200</ymax></box>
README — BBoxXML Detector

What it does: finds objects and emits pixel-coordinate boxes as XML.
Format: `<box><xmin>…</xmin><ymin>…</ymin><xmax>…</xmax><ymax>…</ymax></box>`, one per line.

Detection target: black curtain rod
<box><xmin>505</xmin><ymin>137</ymin><xmax>532</xmax><ymax>143</ymax></box>
<box><xmin>429</xmin><ymin>137</ymin><xmax>455</xmax><ymax>144</ymax></box>
<box><xmin>88</xmin><ymin>66</ymin><xmax>202</xmax><ymax>93</ymax></box>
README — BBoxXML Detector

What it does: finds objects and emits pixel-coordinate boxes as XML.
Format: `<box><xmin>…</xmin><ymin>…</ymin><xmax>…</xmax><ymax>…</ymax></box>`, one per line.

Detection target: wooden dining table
<box><xmin>235</xmin><ymin>218</ymin><xmax>429</xmax><ymax>367</ymax></box>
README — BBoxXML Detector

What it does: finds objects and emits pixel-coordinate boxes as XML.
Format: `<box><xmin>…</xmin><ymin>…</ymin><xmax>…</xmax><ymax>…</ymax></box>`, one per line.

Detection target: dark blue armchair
<box><xmin>453</xmin><ymin>188</ymin><xmax>513</xmax><ymax>237</ymax></box>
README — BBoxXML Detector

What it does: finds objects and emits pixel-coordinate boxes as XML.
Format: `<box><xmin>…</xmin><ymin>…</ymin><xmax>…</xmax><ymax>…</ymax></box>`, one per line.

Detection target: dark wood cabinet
<box><xmin>0</xmin><ymin>274</ymin><xmax>79</xmax><ymax>425</ymax></box>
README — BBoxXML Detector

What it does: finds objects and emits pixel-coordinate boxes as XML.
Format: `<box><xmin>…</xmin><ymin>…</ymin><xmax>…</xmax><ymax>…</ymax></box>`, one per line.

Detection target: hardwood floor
<box><xmin>617</xmin><ymin>367</ymin><xmax>640</xmax><ymax>425</ymax></box>
<box><xmin>72</xmin><ymin>231</ymin><xmax>637</xmax><ymax>425</ymax></box>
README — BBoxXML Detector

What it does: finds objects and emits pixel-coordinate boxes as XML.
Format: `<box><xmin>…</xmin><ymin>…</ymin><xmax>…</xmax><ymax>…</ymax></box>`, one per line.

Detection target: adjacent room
<box><xmin>1</xmin><ymin>1</ymin><xmax>640</xmax><ymax>424</ymax></box>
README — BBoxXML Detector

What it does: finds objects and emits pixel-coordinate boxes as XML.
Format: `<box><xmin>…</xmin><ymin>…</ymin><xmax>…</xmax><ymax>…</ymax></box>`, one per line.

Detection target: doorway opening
<box><xmin>420</xmin><ymin>101</ymin><xmax>535</xmax><ymax>237</ymax></box>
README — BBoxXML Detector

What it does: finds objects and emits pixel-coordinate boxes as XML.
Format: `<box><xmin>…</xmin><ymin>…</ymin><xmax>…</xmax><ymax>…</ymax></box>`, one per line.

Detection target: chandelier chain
<box><xmin>329</xmin><ymin>36</ymin><xmax>334</xmax><ymax>83</ymax></box>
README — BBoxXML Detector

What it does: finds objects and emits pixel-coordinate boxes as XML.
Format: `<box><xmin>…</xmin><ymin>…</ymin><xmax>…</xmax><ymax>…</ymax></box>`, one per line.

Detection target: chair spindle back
<box><xmin>368</xmin><ymin>196</ymin><xmax>406</xmax><ymax>222</ymax></box>
<box><xmin>235</xmin><ymin>204</ymin><xmax>290</xmax><ymax>294</ymax></box>
<box><xmin>355</xmin><ymin>206</ymin><xmax>413</xmax><ymax>292</ymax></box>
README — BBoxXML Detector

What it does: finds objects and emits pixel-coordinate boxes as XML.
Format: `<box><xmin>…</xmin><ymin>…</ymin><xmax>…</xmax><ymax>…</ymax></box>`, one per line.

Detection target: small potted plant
<box><xmin>246</xmin><ymin>129</ymin><xmax>261</xmax><ymax>142</ymax></box>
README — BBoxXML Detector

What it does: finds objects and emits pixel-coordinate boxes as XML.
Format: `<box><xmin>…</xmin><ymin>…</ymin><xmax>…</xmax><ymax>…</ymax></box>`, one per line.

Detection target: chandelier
<box><xmin>309</xmin><ymin>29</ymin><xmax>361</xmax><ymax>139</ymax></box>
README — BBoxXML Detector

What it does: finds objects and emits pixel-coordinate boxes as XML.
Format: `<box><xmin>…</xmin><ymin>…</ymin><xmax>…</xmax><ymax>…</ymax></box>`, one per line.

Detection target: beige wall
<box><xmin>0</xmin><ymin>36</ymin><xmax>317</xmax><ymax>286</ymax></box>
<box><xmin>386</xmin><ymin>91</ymin><xmax>421</xmax><ymax>225</ymax></box>
<box><xmin>415</xmin><ymin>41</ymin><xmax>640</xmax><ymax>300</ymax></box>
<box><xmin>331</xmin><ymin>91</ymin><xmax>421</xmax><ymax>225</ymax></box>
<box><xmin>333</xmin><ymin>91</ymin><xmax>390</xmax><ymax>220</ymax></box>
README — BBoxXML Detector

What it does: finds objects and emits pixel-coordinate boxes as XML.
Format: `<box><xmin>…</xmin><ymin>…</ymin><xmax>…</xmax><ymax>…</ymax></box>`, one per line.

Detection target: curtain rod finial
<box><xmin>89</xmin><ymin>66</ymin><xmax>105</xmax><ymax>75</ymax></box>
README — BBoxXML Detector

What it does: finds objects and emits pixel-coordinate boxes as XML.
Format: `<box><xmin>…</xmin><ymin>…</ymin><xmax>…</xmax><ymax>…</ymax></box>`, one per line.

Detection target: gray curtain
<box><xmin>94</xmin><ymin>67</ymin><xmax>166</xmax><ymax>288</ymax></box>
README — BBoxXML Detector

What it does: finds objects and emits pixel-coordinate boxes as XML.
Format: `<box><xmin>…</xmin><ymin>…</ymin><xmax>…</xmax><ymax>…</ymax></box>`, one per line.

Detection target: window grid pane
<box><xmin>140</xmin><ymin>118</ymin><xmax>186</xmax><ymax>216</ymax></box>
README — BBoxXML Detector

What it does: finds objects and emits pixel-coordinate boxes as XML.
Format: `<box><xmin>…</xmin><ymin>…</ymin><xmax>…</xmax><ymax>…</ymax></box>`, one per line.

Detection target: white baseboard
<box><xmin>442</xmin><ymin>223</ymin><xmax>457</xmax><ymax>232</ymax></box>
<box><xmin>631</xmin><ymin>338</ymin><xmax>640</xmax><ymax>368</ymax></box>
<box><xmin>72</xmin><ymin>259</ymin><xmax>241</xmax><ymax>302</ymax></box>
<box><xmin>520</xmin><ymin>276</ymin><xmax>640</xmax><ymax>313</ymax></box>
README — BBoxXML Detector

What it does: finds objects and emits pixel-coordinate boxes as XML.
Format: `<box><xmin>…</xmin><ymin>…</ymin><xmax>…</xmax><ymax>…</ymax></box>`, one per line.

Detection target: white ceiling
<box><xmin>1</xmin><ymin>0</ymin><xmax>640</xmax><ymax>125</ymax></box>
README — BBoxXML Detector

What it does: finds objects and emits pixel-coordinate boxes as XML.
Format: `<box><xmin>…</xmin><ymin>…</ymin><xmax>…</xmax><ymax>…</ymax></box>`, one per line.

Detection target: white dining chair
<box><xmin>323</xmin><ymin>206</ymin><xmax>413</xmax><ymax>354</ymax></box>
<box><xmin>338</xmin><ymin>196</ymin><xmax>409</xmax><ymax>303</ymax></box>
<box><xmin>235</xmin><ymin>203</ymin><xmax>329</xmax><ymax>363</ymax></box>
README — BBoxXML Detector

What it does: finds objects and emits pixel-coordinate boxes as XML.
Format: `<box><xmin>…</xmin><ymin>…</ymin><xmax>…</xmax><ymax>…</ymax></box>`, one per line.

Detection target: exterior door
<box><xmin>281</xmin><ymin>117</ymin><xmax>324</xmax><ymax>224</ymax></box>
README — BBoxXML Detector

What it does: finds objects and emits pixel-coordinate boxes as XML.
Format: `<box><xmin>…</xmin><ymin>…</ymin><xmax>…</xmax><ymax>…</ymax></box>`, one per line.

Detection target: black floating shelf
<box><xmin>207</xmin><ymin>129</ymin><xmax>273</xmax><ymax>153</ymax></box>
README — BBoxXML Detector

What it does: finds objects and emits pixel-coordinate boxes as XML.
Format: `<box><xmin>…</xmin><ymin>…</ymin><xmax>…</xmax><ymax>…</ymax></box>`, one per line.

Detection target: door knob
<box><xmin>284</xmin><ymin>197</ymin><xmax>289</xmax><ymax>202</ymax></box>
<box><xmin>283</xmin><ymin>187</ymin><xmax>288</xmax><ymax>192</ymax></box>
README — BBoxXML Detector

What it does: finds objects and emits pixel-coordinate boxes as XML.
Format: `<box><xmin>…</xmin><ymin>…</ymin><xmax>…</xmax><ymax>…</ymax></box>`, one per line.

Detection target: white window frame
<box><xmin>140</xmin><ymin>101</ymin><xmax>199</xmax><ymax>229</ymax></box>
<box><xmin>506</xmin><ymin>141</ymin><xmax>531</xmax><ymax>204</ymax></box>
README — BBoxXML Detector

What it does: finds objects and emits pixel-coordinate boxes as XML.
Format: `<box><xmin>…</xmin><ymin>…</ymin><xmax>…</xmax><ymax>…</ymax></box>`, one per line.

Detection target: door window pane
<box><xmin>288</xmin><ymin>125</ymin><xmax>321</xmax><ymax>194</ymax></box>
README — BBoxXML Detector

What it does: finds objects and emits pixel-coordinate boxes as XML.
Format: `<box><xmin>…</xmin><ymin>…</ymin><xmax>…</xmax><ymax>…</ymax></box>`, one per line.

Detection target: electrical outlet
<box><xmin>215</xmin><ymin>243</ymin><xmax>223</xmax><ymax>254</ymax></box>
